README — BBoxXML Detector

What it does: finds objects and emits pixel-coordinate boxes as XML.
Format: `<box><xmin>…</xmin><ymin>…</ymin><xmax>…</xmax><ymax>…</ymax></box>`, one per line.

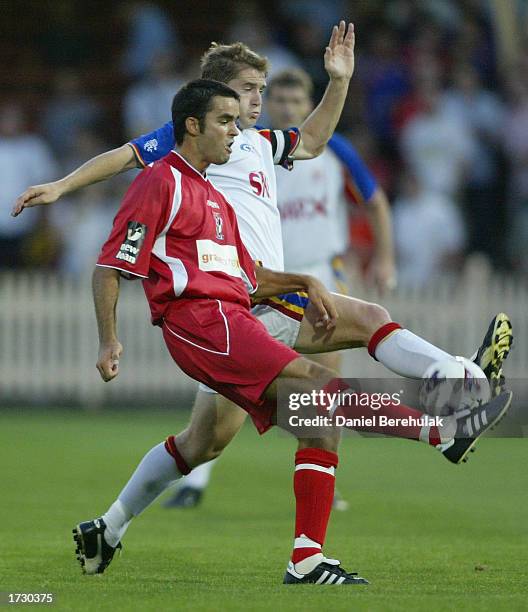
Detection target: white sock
<box><xmin>419</xmin><ymin>415</ymin><xmax>457</xmax><ymax>446</ymax></box>
<box><xmin>292</xmin><ymin>534</ymin><xmax>323</xmax><ymax>574</ymax></box>
<box><xmin>182</xmin><ymin>458</ymin><xmax>217</xmax><ymax>490</ymax></box>
<box><xmin>102</xmin><ymin>442</ymin><xmax>183</xmax><ymax>546</ymax></box>
<box><xmin>375</xmin><ymin>329</ymin><xmax>454</xmax><ymax>378</ymax></box>
<box><xmin>102</xmin><ymin>500</ymin><xmax>132</xmax><ymax>547</ymax></box>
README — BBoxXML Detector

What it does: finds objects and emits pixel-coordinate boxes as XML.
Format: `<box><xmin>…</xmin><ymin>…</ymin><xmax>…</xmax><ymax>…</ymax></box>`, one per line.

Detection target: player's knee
<box><xmin>188</xmin><ymin>443</ymin><xmax>223</xmax><ymax>466</ymax></box>
<box><xmin>174</xmin><ymin>427</ymin><xmax>220</xmax><ymax>466</ymax></box>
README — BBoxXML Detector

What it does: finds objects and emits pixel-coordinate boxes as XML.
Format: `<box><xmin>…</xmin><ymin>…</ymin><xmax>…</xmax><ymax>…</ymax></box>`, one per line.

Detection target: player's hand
<box><xmin>370</xmin><ymin>257</ymin><xmax>397</xmax><ymax>295</ymax></box>
<box><xmin>324</xmin><ymin>21</ymin><xmax>355</xmax><ymax>81</ymax></box>
<box><xmin>305</xmin><ymin>277</ymin><xmax>338</xmax><ymax>330</ymax></box>
<box><xmin>11</xmin><ymin>182</ymin><xmax>63</xmax><ymax>217</ymax></box>
<box><xmin>96</xmin><ymin>340</ymin><xmax>123</xmax><ymax>382</ymax></box>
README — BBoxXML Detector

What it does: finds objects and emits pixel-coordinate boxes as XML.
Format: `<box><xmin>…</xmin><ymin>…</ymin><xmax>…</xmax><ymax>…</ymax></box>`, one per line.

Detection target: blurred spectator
<box><xmin>50</xmin><ymin>129</ymin><xmax>121</xmax><ymax>276</ymax></box>
<box><xmin>450</xmin><ymin>15</ymin><xmax>496</xmax><ymax>87</ymax></box>
<box><xmin>123</xmin><ymin>50</ymin><xmax>185</xmax><ymax>138</ymax></box>
<box><xmin>502</xmin><ymin>65</ymin><xmax>528</xmax><ymax>271</ymax></box>
<box><xmin>357</xmin><ymin>27</ymin><xmax>410</xmax><ymax>146</ymax></box>
<box><xmin>392</xmin><ymin>52</ymin><xmax>442</xmax><ymax>134</ymax></box>
<box><xmin>393</xmin><ymin>173</ymin><xmax>466</xmax><ymax>287</ymax></box>
<box><xmin>442</xmin><ymin>63</ymin><xmax>505</xmax><ymax>257</ymax></box>
<box><xmin>119</xmin><ymin>1</ymin><xmax>181</xmax><ymax>80</ymax></box>
<box><xmin>41</xmin><ymin>70</ymin><xmax>103</xmax><ymax>161</ymax></box>
<box><xmin>228</xmin><ymin>2</ymin><xmax>301</xmax><ymax>77</ymax></box>
<box><xmin>0</xmin><ymin>103</ymin><xmax>58</xmax><ymax>269</ymax></box>
<box><xmin>277</xmin><ymin>0</ymin><xmax>348</xmax><ymax>37</ymax></box>
<box><xmin>38</xmin><ymin>1</ymin><xmax>92</xmax><ymax>68</ymax></box>
<box><xmin>385</xmin><ymin>0</ymin><xmax>463</xmax><ymax>36</ymax></box>
<box><xmin>399</xmin><ymin>79</ymin><xmax>475</xmax><ymax>198</ymax></box>
<box><xmin>287</xmin><ymin>18</ymin><xmax>329</xmax><ymax>100</ymax></box>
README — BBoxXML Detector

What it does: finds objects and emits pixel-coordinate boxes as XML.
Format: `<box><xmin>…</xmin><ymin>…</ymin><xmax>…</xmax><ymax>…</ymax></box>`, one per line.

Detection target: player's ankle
<box><xmin>437</xmin><ymin>415</ymin><xmax>457</xmax><ymax>443</ymax></box>
<box><xmin>292</xmin><ymin>552</ymin><xmax>324</xmax><ymax>575</ymax></box>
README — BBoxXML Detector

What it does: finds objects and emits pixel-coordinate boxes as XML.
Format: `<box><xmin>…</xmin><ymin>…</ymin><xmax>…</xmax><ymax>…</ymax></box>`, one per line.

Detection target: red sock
<box><xmin>322</xmin><ymin>379</ymin><xmax>441</xmax><ymax>446</ymax></box>
<box><xmin>291</xmin><ymin>448</ymin><xmax>338</xmax><ymax>565</ymax></box>
<box><xmin>164</xmin><ymin>435</ymin><xmax>191</xmax><ymax>474</ymax></box>
<box><xmin>341</xmin><ymin>399</ymin><xmax>441</xmax><ymax>445</ymax></box>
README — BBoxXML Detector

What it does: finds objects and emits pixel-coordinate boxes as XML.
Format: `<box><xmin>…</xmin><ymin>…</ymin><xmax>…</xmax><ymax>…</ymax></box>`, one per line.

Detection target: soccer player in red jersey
<box><xmin>72</xmin><ymin>79</ymin><xmax>512</xmax><ymax>584</ymax></box>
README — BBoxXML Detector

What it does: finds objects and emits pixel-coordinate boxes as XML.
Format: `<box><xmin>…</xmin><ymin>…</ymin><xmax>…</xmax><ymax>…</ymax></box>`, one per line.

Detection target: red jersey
<box><xmin>97</xmin><ymin>151</ymin><xmax>257</xmax><ymax>324</ymax></box>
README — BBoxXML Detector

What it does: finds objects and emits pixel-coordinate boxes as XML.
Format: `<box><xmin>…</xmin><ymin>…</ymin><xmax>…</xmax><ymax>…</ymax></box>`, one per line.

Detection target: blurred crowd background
<box><xmin>2</xmin><ymin>0</ymin><xmax>528</xmax><ymax>288</ymax></box>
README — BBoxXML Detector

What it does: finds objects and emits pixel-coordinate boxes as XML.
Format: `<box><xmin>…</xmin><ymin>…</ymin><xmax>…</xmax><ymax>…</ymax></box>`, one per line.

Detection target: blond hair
<box><xmin>200</xmin><ymin>42</ymin><xmax>269</xmax><ymax>83</ymax></box>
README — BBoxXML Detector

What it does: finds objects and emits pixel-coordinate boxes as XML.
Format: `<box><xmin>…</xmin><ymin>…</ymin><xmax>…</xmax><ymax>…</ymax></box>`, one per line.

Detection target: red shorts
<box><xmin>161</xmin><ymin>298</ymin><xmax>299</xmax><ymax>433</ymax></box>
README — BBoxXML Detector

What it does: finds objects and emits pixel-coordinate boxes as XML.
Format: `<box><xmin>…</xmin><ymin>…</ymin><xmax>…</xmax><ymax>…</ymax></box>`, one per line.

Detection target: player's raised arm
<box><xmin>328</xmin><ymin>133</ymin><xmax>396</xmax><ymax>292</ymax></box>
<box><xmin>293</xmin><ymin>21</ymin><xmax>355</xmax><ymax>160</ymax></box>
<box><xmin>11</xmin><ymin>144</ymin><xmax>137</xmax><ymax>217</ymax></box>
<box><xmin>92</xmin><ymin>266</ymin><xmax>123</xmax><ymax>382</ymax></box>
<box><xmin>365</xmin><ymin>187</ymin><xmax>397</xmax><ymax>292</ymax></box>
<box><xmin>254</xmin><ymin>267</ymin><xmax>338</xmax><ymax>329</ymax></box>
<box><xmin>11</xmin><ymin>120</ymin><xmax>176</xmax><ymax>217</ymax></box>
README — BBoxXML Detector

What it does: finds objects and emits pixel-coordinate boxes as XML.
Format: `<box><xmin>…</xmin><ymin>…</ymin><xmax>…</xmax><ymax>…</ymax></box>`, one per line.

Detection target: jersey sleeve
<box><xmin>97</xmin><ymin>166</ymin><xmax>172</xmax><ymax>278</ymax></box>
<box><xmin>128</xmin><ymin>121</ymin><xmax>176</xmax><ymax>167</ymax></box>
<box><xmin>328</xmin><ymin>133</ymin><xmax>377</xmax><ymax>204</ymax></box>
<box><xmin>257</xmin><ymin>127</ymin><xmax>300</xmax><ymax>169</ymax></box>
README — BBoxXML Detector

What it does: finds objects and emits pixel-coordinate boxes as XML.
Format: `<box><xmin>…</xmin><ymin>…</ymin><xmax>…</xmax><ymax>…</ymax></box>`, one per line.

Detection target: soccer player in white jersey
<box><xmin>13</xmin><ymin>24</ymin><xmax>513</xmax><ymax>583</ymax></box>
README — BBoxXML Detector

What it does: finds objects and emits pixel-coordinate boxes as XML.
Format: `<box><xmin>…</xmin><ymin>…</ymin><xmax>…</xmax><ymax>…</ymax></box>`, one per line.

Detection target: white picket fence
<box><xmin>0</xmin><ymin>265</ymin><xmax>526</xmax><ymax>406</ymax></box>
<box><xmin>0</xmin><ymin>273</ymin><xmax>197</xmax><ymax>406</ymax></box>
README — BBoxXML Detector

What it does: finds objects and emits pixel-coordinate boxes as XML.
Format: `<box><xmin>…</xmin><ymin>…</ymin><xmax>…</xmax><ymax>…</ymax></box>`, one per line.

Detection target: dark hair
<box><xmin>267</xmin><ymin>68</ymin><xmax>314</xmax><ymax>98</ymax></box>
<box><xmin>200</xmin><ymin>42</ymin><xmax>268</xmax><ymax>83</ymax></box>
<box><xmin>171</xmin><ymin>79</ymin><xmax>240</xmax><ymax>145</ymax></box>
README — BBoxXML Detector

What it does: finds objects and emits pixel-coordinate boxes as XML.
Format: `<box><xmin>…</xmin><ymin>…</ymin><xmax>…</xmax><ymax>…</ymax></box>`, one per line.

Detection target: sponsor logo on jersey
<box><xmin>280</xmin><ymin>198</ymin><xmax>328</xmax><ymax>220</ymax></box>
<box><xmin>144</xmin><ymin>138</ymin><xmax>158</xmax><ymax>153</ymax></box>
<box><xmin>249</xmin><ymin>170</ymin><xmax>270</xmax><ymax>198</ymax></box>
<box><xmin>196</xmin><ymin>240</ymin><xmax>241</xmax><ymax>277</ymax></box>
<box><xmin>206</xmin><ymin>200</ymin><xmax>220</xmax><ymax>209</ymax></box>
<box><xmin>116</xmin><ymin>221</ymin><xmax>147</xmax><ymax>264</ymax></box>
<box><xmin>240</xmin><ymin>143</ymin><xmax>253</xmax><ymax>152</ymax></box>
<box><xmin>213</xmin><ymin>212</ymin><xmax>224</xmax><ymax>240</ymax></box>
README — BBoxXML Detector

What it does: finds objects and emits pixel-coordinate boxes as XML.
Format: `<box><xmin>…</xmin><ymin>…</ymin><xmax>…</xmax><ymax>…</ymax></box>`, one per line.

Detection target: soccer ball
<box><xmin>419</xmin><ymin>357</ymin><xmax>490</xmax><ymax>417</ymax></box>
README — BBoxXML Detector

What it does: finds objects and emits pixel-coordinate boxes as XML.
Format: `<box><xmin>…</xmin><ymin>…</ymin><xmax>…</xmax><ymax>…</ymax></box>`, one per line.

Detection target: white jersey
<box><xmin>208</xmin><ymin>129</ymin><xmax>285</xmax><ymax>270</ymax></box>
<box><xmin>276</xmin><ymin>148</ymin><xmax>348</xmax><ymax>270</ymax></box>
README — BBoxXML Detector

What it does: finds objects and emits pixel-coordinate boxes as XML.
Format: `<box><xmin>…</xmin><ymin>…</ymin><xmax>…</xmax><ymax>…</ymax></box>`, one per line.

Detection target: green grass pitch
<box><xmin>1</xmin><ymin>409</ymin><xmax>527</xmax><ymax>611</ymax></box>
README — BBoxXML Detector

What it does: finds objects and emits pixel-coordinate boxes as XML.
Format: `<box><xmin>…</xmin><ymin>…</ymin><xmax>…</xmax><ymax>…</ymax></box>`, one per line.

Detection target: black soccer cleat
<box><xmin>163</xmin><ymin>486</ymin><xmax>203</xmax><ymax>509</ymax></box>
<box><xmin>438</xmin><ymin>390</ymin><xmax>513</xmax><ymax>465</ymax></box>
<box><xmin>472</xmin><ymin>313</ymin><xmax>513</xmax><ymax>397</ymax></box>
<box><xmin>284</xmin><ymin>558</ymin><xmax>369</xmax><ymax>585</ymax></box>
<box><xmin>73</xmin><ymin>518</ymin><xmax>121</xmax><ymax>575</ymax></box>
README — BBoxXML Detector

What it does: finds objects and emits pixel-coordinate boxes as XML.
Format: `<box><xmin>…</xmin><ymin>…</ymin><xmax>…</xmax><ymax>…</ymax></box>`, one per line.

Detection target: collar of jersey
<box><xmin>168</xmin><ymin>150</ymin><xmax>209</xmax><ymax>182</ymax></box>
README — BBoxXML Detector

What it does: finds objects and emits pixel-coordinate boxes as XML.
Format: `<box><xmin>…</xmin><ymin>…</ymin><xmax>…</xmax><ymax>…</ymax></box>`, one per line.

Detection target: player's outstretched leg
<box><xmin>471</xmin><ymin>313</ymin><xmax>513</xmax><ymax>397</ymax></box>
<box><xmin>295</xmin><ymin>294</ymin><xmax>513</xmax><ymax>390</ymax></box>
<box><xmin>330</xmin><ymin>386</ymin><xmax>513</xmax><ymax>465</ymax></box>
<box><xmin>438</xmin><ymin>389</ymin><xmax>513</xmax><ymax>464</ymax></box>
